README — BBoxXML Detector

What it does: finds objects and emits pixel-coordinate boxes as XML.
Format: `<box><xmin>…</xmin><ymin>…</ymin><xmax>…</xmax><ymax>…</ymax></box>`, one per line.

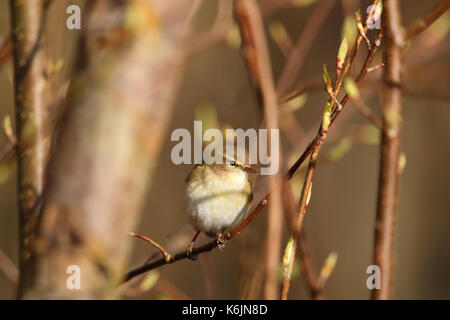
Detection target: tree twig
<box><xmin>281</xmin><ymin>183</ymin><xmax>321</xmax><ymax>300</ymax></box>
<box><xmin>404</xmin><ymin>0</ymin><xmax>450</xmax><ymax>40</ymax></box>
<box><xmin>0</xmin><ymin>249</ymin><xmax>19</xmax><ymax>285</ymax></box>
<box><xmin>280</xmin><ymin>1</ymin><xmax>383</xmax><ymax>299</ymax></box>
<box><xmin>129</xmin><ymin>232</ymin><xmax>173</xmax><ymax>263</ymax></box>
<box><xmin>276</xmin><ymin>0</ymin><xmax>336</xmax><ymax>97</ymax></box>
<box><xmin>184</xmin><ymin>0</ymin><xmax>234</xmax><ymax>57</ymax></box>
<box><xmin>371</xmin><ymin>0</ymin><xmax>404</xmax><ymax>300</ymax></box>
<box><xmin>234</xmin><ymin>0</ymin><xmax>283</xmax><ymax>300</ymax></box>
<box><xmin>0</xmin><ymin>34</ymin><xmax>12</xmax><ymax>69</ymax></box>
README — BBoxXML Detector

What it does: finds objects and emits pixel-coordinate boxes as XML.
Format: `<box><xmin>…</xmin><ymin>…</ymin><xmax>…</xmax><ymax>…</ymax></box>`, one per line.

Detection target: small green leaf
<box><xmin>328</xmin><ymin>137</ymin><xmax>353</xmax><ymax>163</ymax></box>
<box><xmin>226</xmin><ymin>24</ymin><xmax>242</xmax><ymax>49</ymax></box>
<box><xmin>360</xmin><ymin>124</ymin><xmax>380</xmax><ymax>145</ymax></box>
<box><xmin>0</xmin><ymin>158</ymin><xmax>15</xmax><ymax>185</ymax></box>
<box><xmin>322</xmin><ymin>101</ymin><xmax>332</xmax><ymax>131</ymax></box>
<box><xmin>344</xmin><ymin>78</ymin><xmax>359</xmax><ymax>99</ymax></box>
<box><xmin>398</xmin><ymin>152</ymin><xmax>407</xmax><ymax>174</ymax></box>
<box><xmin>282</xmin><ymin>94</ymin><xmax>307</xmax><ymax>113</ymax></box>
<box><xmin>322</xmin><ymin>65</ymin><xmax>332</xmax><ymax>93</ymax></box>
<box><xmin>269</xmin><ymin>21</ymin><xmax>289</xmax><ymax>44</ymax></box>
<box><xmin>337</xmin><ymin>37</ymin><xmax>348</xmax><ymax>60</ymax></box>
<box><xmin>337</xmin><ymin>37</ymin><xmax>348</xmax><ymax>68</ymax></box>
<box><xmin>282</xmin><ymin>235</ymin><xmax>294</xmax><ymax>268</ymax></box>
<box><xmin>140</xmin><ymin>270</ymin><xmax>160</xmax><ymax>291</ymax></box>
<box><xmin>319</xmin><ymin>252</ymin><xmax>338</xmax><ymax>280</ymax></box>
<box><xmin>341</xmin><ymin>15</ymin><xmax>357</xmax><ymax>43</ymax></box>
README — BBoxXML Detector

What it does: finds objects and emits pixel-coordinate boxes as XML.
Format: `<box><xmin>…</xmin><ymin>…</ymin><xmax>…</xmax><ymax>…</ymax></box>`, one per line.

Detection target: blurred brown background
<box><xmin>0</xmin><ymin>0</ymin><xmax>449</xmax><ymax>299</ymax></box>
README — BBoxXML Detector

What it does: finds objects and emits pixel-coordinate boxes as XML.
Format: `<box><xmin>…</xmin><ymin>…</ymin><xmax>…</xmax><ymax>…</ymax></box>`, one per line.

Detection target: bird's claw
<box><xmin>216</xmin><ymin>233</ymin><xmax>227</xmax><ymax>251</ymax></box>
<box><xmin>186</xmin><ymin>242</ymin><xmax>198</xmax><ymax>260</ymax></box>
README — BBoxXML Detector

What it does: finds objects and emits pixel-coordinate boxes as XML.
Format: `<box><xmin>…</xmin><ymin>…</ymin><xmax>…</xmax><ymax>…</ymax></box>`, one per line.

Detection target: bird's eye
<box><xmin>229</xmin><ymin>160</ymin><xmax>236</xmax><ymax>166</ymax></box>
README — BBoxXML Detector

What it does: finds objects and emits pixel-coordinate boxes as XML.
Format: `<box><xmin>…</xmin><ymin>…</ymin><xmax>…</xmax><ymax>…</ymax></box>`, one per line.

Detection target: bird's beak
<box><xmin>243</xmin><ymin>166</ymin><xmax>257</xmax><ymax>174</ymax></box>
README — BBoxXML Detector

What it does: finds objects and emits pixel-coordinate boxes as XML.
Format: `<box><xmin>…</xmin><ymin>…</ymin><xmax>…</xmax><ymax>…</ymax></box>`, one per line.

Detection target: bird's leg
<box><xmin>216</xmin><ymin>233</ymin><xmax>227</xmax><ymax>251</ymax></box>
<box><xmin>186</xmin><ymin>230</ymin><xmax>200</xmax><ymax>260</ymax></box>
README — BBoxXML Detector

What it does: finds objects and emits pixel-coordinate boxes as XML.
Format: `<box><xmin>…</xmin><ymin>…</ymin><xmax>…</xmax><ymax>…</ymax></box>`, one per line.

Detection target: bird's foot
<box><xmin>186</xmin><ymin>242</ymin><xmax>198</xmax><ymax>260</ymax></box>
<box><xmin>216</xmin><ymin>233</ymin><xmax>227</xmax><ymax>251</ymax></box>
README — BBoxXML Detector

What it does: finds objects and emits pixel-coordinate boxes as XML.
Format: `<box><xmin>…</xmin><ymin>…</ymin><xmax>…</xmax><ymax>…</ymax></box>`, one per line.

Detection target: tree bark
<box><xmin>372</xmin><ymin>0</ymin><xmax>403</xmax><ymax>300</ymax></box>
<box><xmin>15</xmin><ymin>0</ymin><xmax>193</xmax><ymax>299</ymax></box>
<box><xmin>9</xmin><ymin>0</ymin><xmax>52</xmax><ymax>298</ymax></box>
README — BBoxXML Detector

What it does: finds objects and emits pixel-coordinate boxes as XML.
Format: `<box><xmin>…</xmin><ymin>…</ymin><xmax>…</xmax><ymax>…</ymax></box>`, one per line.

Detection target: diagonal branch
<box><xmin>404</xmin><ymin>0</ymin><xmax>450</xmax><ymax>40</ymax></box>
<box><xmin>276</xmin><ymin>0</ymin><xmax>336</xmax><ymax>97</ymax></box>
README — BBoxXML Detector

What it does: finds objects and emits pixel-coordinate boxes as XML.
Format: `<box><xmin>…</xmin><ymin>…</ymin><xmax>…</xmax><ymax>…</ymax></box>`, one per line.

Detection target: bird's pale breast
<box><xmin>185</xmin><ymin>165</ymin><xmax>252</xmax><ymax>235</ymax></box>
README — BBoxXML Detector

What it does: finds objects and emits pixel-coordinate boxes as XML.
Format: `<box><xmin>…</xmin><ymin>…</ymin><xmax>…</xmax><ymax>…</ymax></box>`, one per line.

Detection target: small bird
<box><xmin>184</xmin><ymin>156</ymin><xmax>256</xmax><ymax>257</ymax></box>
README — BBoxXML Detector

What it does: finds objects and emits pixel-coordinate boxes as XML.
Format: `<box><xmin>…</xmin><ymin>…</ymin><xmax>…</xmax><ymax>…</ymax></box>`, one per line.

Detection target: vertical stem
<box><xmin>235</xmin><ymin>0</ymin><xmax>282</xmax><ymax>300</ymax></box>
<box><xmin>9</xmin><ymin>0</ymin><xmax>51</xmax><ymax>295</ymax></box>
<box><xmin>372</xmin><ymin>0</ymin><xmax>403</xmax><ymax>300</ymax></box>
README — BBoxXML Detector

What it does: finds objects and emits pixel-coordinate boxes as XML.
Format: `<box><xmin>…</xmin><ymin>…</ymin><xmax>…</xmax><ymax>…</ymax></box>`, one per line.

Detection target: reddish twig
<box><xmin>404</xmin><ymin>0</ymin><xmax>450</xmax><ymax>40</ymax></box>
<box><xmin>0</xmin><ymin>34</ymin><xmax>12</xmax><ymax>69</ymax></box>
<box><xmin>371</xmin><ymin>0</ymin><xmax>404</xmax><ymax>300</ymax></box>
<box><xmin>129</xmin><ymin>232</ymin><xmax>173</xmax><ymax>263</ymax></box>
<box><xmin>0</xmin><ymin>115</ymin><xmax>17</xmax><ymax>162</ymax></box>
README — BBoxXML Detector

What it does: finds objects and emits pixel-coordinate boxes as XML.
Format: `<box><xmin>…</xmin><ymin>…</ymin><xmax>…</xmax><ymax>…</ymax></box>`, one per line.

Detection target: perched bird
<box><xmin>184</xmin><ymin>156</ymin><xmax>256</xmax><ymax>257</ymax></box>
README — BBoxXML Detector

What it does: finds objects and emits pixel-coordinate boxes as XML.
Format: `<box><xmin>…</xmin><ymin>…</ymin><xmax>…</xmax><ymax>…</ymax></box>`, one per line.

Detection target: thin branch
<box><xmin>356</xmin><ymin>10</ymin><xmax>372</xmax><ymax>50</ymax></box>
<box><xmin>280</xmin><ymin>1</ymin><xmax>383</xmax><ymax>299</ymax></box>
<box><xmin>0</xmin><ymin>115</ymin><xmax>17</xmax><ymax>162</ymax></box>
<box><xmin>297</xmin><ymin>230</ymin><xmax>321</xmax><ymax>299</ymax></box>
<box><xmin>404</xmin><ymin>0</ymin><xmax>450</xmax><ymax>40</ymax></box>
<box><xmin>187</xmin><ymin>0</ymin><xmax>313</xmax><ymax>57</ymax></box>
<box><xmin>129</xmin><ymin>232</ymin><xmax>173</xmax><ymax>263</ymax></box>
<box><xmin>0</xmin><ymin>34</ymin><xmax>12</xmax><ymax>69</ymax></box>
<box><xmin>372</xmin><ymin>0</ymin><xmax>404</xmax><ymax>300</ymax></box>
<box><xmin>367</xmin><ymin>62</ymin><xmax>385</xmax><ymax>73</ymax></box>
<box><xmin>350</xmin><ymin>97</ymin><xmax>383</xmax><ymax>129</ymax></box>
<box><xmin>0</xmin><ymin>249</ymin><xmax>19</xmax><ymax>285</ymax></box>
<box><xmin>235</xmin><ymin>0</ymin><xmax>283</xmax><ymax>300</ymax></box>
<box><xmin>276</xmin><ymin>0</ymin><xmax>336</xmax><ymax>97</ymax></box>
<box><xmin>281</xmin><ymin>183</ymin><xmax>321</xmax><ymax>300</ymax></box>
<box><xmin>184</xmin><ymin>0</ymin><xmax>234</xmax><ymax>57</ymax></box>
